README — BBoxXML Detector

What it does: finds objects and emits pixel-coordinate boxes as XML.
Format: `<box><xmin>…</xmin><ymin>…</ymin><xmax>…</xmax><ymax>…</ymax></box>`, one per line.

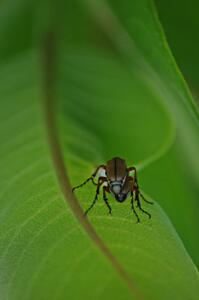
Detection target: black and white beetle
<box><xmin>72</xmin><ymin>157</ymin><xmax>153</xmax><ymax>222</ymax></box>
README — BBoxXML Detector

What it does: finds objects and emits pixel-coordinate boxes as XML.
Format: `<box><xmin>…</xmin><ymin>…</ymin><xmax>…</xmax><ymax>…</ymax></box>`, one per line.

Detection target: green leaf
<box><xmin>155</xmin><ymin>0</ymin><xmax>199</xmax><ymax>89</ymax></box>
<box><xmin>0</xmin><ymin>1</ymin><xmax>198</xmax><ymax>300</ymax></box>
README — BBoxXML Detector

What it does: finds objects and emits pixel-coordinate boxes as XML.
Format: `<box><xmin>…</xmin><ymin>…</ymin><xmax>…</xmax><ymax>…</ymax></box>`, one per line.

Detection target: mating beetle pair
<box><xmin>72</xmin><ymin>157</ymin><xmax>153</xmax><ymax>222</ymax></box>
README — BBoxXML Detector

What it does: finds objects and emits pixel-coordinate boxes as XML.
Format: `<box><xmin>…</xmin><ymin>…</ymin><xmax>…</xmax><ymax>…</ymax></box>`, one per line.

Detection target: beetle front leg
<box><xmin>103</xmin><ymin>186</ymin><xmax>112</xmax><ymax>215</ymax></box>
<box><xmin>84</xmin><ymin>176</ymin><xmax>106</xmax><ymax>215</ymax></box>
<box><xmin>72</xmin><ymin>164</ymin><xmax>106</xmax><ymax>192</ymax></box>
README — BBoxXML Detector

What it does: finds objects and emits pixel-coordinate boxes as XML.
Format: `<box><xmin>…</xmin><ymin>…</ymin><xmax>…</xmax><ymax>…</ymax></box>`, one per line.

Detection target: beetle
<box><xmin>72</xmin><ymin>157</ymin><xmax>153</xmax><ymax>222</ymax></box>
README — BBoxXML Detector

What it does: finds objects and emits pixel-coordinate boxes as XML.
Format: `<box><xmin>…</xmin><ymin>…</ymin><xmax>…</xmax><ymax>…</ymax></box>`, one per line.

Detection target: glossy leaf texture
<box><xmin>0</xmin><ymin>1</ymin><xmax>198</xmax><ymax>300</ymax></box>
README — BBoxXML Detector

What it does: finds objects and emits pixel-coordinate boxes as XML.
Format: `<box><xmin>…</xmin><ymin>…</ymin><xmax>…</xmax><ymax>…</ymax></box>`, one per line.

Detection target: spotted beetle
<box><xmin>72</xmin><ymin>157</ymin><xmax>153</xmax><ymax>222</ymax></box>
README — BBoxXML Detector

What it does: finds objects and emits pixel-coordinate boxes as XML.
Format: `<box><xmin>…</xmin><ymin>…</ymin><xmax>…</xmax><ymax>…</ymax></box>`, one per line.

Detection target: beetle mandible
<box><xmin>72</xmin><ymin>157</ymin><xmax>153</xmax><ymax>222</ymax></box>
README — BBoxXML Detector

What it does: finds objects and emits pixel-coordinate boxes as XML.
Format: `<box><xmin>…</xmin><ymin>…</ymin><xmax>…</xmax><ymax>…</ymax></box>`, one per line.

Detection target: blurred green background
<box><xmin>156</xmin><ymin>0</ymin><xmax>199</xmax><ymax>92</ymax></box>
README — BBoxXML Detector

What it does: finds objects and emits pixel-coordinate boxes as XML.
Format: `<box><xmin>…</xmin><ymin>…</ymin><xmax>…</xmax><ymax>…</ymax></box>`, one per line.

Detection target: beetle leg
<box><xmin>130</xmin><ymin>194</ymin><xmax>140</xmax><ymax>223</ymax></box>
<box><xmin>127</xmin><ymin>177</ymin><xmax>140</xmax><ymax>222</ymax></box>
<box><xmin>128</xmin><ymin>167</ymin><xmax>140</xmax><ymax>195</ymax></box>
<box><xmin>103</xmin><ymin>186</ymin><xmax>112</xmax><ymax>215</ymax></box>
<box><xmin>72</xmin><ymin>164</ymin><xmax>106</xmax><ymax>192</ymax></box>
<box><xmin>128</xmin><ymin>167</ymin><xmax>153</xmax><ymax>205</ymax></box>
<box><xmin>139</xmin><ymin>193</ymin><xmax>153</xmax><ymax>205</ymax></box>
<box><xmin>129</xmin><ymin>176</ymin><xmax>151</xmax><ymax>222</ymax></box>
<box><xmin>72</xmin><ymin>177</ymin><xmax>96</xmax><ymax>192</ymax></box>
<box><xmin>84</xmin><ymin>176</ymin><xmax>106</xmax><ymax>215</ymax></box>
<box><xmin>134</xmin><ymin>188</ymin><xmax>151</xmax><ymax>219</ymax></box>
<box><xmin>129</xmin><ymin>173</ymin><xmax>152</xmax><ymax>219</ymax></box>
<box><xmin>128</xmin><ymin>166</ymin><xmax>137</xmax><ymax>180</ymax></box>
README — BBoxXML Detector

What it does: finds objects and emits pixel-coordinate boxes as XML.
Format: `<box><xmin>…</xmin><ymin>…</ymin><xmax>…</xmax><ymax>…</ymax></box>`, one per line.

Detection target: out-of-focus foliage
<box><xmin>155</xmin><ymin>0</ymin><xmax>199</xmax><ymax>90</ymax></box>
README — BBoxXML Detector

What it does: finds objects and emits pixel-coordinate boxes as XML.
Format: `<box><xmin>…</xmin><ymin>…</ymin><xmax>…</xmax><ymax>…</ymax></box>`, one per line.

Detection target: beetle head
<box><xmin>115</xmin><ymin>193</ymin><xmax>127</xmax><ymax>202</ymax></box>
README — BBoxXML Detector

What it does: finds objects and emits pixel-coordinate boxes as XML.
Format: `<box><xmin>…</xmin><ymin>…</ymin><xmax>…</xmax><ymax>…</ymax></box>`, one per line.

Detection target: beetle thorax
<box><xmin>110</xmin><ymin>181</ymin><xmax>122</xmax><ymax>194</ymax></box>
